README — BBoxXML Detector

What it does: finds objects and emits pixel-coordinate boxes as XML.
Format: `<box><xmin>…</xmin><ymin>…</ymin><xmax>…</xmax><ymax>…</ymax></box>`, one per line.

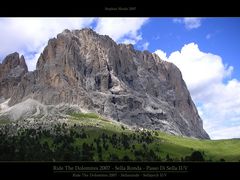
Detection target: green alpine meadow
<box><xmin>1</xmin><ymin>112</ymin><xmax>239</xmax><ymax>162</ymax></box>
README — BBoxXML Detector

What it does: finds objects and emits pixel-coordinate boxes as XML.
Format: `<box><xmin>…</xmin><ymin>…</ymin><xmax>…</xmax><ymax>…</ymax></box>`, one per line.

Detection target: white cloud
<box><xmin>95</xmin><ymin>18</ymin><xmax>148</xmax><ymax>44</ymax></box>
<box><xmin>173</xmin><ymin>18</ymin><xmax>202</xmax><ymax>30</ymax></box>
<box><xmin>154</xmin><ymin>49</ymin><xmax>167</xmax><ymax>60</ymax></box>
<box><xmin>137</xmin><ymin>41</ymin><xmax>150</xmax><ymax>51</ymax></box>
<box><xmin>173</xmin><ymin>18</ymin><xmax>182</xmax><ymax>23</ymax></box>
<box><xmin>207</xmin><ymin>126</ymin><xmax>240</xmax><ymax>140</ymax></box>
<box><xmin>206</xmin><ymin>33</ymin><xmax>211</xmax><ymax>39</ymax></box>
<box><xmin>0</xmin><ymin>18</ymin><xmax>148</xmax><ymax>71</ymax></box>
<box><xmin>142</xmin><ymin>42</ymin><xmax>150</xmax><ymax>50</ymax></box>
<box><xmin>155</xmin><ymin>43</ymin><xmax>240</xmax><ymax>140</ymax></box>
<box><xmin>21</xmin><ymin>50</ymin><xmax>43</xmax><ymax>71</ymax></box>
<box><xmin>122</xmin><ymin>39</ymin><xmax>137</xmax><ymax>45</ymax></box>
<box><xmin>158</xmin><ymin>43</ymin><xmax>232</xmax><ymax>96</ymax></box>
<box><xmin>183</xmin><ymin>18</ymin><xmax>201</xmax><ymax>29</ymax></box>
<box><xmin>0</xmin><ymin>18</ymin><xmax>96</xmax><ymax>71</ymax></box>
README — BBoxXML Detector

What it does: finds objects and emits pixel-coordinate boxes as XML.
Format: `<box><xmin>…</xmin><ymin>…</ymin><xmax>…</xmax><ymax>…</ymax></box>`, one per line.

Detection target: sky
<box><xmin>0</xmin><ymin>17</ymin><xmax>240</xmax><ymax>140</ymax></box>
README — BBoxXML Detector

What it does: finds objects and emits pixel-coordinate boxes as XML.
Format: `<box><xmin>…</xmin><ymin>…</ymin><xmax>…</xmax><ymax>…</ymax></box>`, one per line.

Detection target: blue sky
<box><xmin>0</xmin><ymin>18</ymin><xmax>240</xmax><ymax>139</ymax></box>
<box><xmin>139</xmin><ymin>18</ymin><xmax>240</xmax><ymax>78</ymax></box>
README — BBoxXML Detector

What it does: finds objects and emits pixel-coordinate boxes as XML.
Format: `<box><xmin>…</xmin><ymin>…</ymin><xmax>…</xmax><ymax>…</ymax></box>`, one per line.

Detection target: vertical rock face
<box><xmin>8</xmin><ymin>28</ymin><xmax>209</xmax><ymax>139</ymax></box>
<box><xmin>0</xmin><ymin>52</ymin><xmax>28</xmax><ymax>101</ymax></box>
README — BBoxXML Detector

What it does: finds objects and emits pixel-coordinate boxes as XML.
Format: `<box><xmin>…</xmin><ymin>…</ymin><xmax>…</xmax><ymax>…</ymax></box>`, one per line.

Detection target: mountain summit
<box><xmin>1</xmin><ymin>28</ymin><xmax>209</xmax><ymax>139</ymax></box>
<box><xmin>0</xmin><ymin>52</ymin><xmax>28</xmax><ymax>101</ymax></box>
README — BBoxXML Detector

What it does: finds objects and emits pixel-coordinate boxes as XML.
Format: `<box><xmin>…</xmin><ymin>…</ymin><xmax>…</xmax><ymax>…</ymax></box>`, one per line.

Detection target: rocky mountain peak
<box><xmin>1</xmin><ymin>52</ymin><xmax>19</xmax><ymax>67</ymax></box>
<box><xmin>3</xmin><ymin>28</ymin><xmax>209</xmax><ymax>139</ymax></box>
<box><xmin>0</xmin><ymin>52</ymin><xmax>28</xmax><ymax>100</ymax></box>
<box><xmin>0</xmin><ymin>52</ymin><xmax>28</xmax><ymax>77</ymax></box>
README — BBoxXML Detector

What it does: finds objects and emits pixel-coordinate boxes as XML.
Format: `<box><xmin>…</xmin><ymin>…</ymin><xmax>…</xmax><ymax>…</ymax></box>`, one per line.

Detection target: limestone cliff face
<box><xmin>0</xmin><ymin>52</ymin><xmax>28</xmax><ymax>101</ymax></box>
<box><xmin>7</xmin><ymin>28</ymin><xmax>209</xmax><ymax>139</ymax></box>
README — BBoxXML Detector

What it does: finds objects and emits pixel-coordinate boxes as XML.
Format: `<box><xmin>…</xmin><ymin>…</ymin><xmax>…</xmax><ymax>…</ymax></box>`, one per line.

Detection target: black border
<box><xmin>1</xmin><ymin>161</ymin><xmax>240</xmax><ymax>178</ymax></box>
<box><xmin>1</xmin><ymin>0</ymin><xmax>240</xmax><ymax>17</ymax></box>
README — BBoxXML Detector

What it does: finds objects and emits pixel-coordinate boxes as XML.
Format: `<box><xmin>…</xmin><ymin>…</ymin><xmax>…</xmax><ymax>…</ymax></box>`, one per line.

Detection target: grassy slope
<box><xmin>155</xmin><ymin>131</ymin><xmax>240</xmax><ymax>161</ymax></box>
<box><xmin>68</xmin><ymin>112</ymin><xmax>240</xmax><ymax>161</ymax></box>
<box><xmin>67</xmin><ymin>112</ymin><xmax>135</xmax><ymax>160</ymax></box>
